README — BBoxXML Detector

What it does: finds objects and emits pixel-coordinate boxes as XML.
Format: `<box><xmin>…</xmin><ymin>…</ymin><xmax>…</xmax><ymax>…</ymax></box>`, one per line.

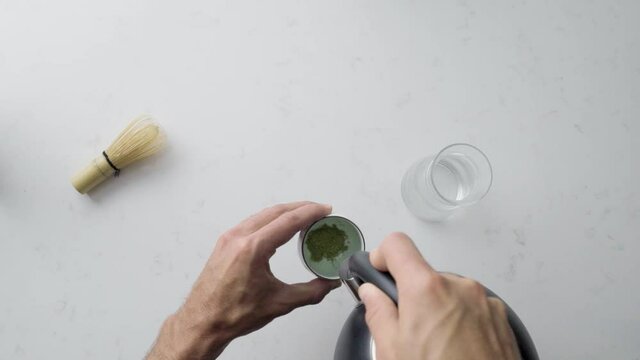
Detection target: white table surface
<box><xmin>1</xmin><ymin>1</ymin><xmax>639</xmax><ymax>359</ymax></box>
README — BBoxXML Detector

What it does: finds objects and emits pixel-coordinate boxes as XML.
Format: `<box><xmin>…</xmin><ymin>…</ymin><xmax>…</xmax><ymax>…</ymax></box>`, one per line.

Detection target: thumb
<box><xmin>284</xmin><ymin>278</ymin><xmax>341</xmax><ymax>308</ymax></box>
<box><xmin>359</xmin><ymin>283</ymin><xmax>399</xmax><ymax>351</ymax></box>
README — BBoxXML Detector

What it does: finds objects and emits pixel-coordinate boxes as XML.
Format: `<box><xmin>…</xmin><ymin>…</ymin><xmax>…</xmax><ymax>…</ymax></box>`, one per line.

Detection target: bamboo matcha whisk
<box><xmin>71</xmin><ymin>115</ymin><xmax>165</xmax><ymax>194</ymax></box>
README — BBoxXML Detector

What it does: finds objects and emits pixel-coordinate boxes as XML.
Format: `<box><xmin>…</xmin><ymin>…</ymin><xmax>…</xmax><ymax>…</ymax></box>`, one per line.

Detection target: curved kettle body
<box><xmin>334</xmin><ymin>251</ymin><xmax>539</xmax><ymax>360</ymax></box>
<box><xmin>334</xmin><ymin>304</ymin><xmax>374</xmax><ymax>360</ymax></box>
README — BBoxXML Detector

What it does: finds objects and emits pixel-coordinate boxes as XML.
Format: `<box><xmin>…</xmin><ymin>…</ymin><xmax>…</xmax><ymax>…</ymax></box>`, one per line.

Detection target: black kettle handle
<box><xmin>341</xmin><ymin>251</ymin><xmax>539</xmax><ymax>360</ymax></box>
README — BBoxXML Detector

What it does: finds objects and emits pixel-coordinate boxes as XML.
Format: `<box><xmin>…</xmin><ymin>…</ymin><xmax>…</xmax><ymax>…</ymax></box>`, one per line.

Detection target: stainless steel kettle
<box><xmin>334</xmin><ymin>251</ymin><xmax>539</xmax><ymax>360</ymax></box>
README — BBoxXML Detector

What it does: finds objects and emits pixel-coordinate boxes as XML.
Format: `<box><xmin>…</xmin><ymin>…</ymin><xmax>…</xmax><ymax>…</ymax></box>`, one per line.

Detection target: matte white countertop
<box><xmin>1</xmin><ymin>1</ymin><xmax>639</xmax><ymax>359</ymax></box>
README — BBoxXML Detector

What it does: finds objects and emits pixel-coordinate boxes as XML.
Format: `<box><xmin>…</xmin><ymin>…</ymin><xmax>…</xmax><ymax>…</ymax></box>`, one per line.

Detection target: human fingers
<box><xmin>226</xmin><ymin>201</ymin><xmax>313</xmax><ymax>237</ymax></box>
<box><xmin>359</xmin><ymin>283</ymin><xmax>399</xmax><ymax>358</ymax></box>
<box><xmin>279</xmin><ymin>278</ymin><xmax>341</xmax><ymax>310</ymax></box>
<box><xmin>369</xmin><ymin>232</ymin><xmax>434</xmax><ymax>290</ymax></box>
<box><xmin>253</xmin><ymin>203</ymin><xmax>332</xmax><ymax>252</ymax></box>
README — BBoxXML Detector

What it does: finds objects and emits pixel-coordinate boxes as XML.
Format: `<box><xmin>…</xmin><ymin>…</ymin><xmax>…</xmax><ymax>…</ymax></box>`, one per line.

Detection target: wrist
<box><xmin>147</xmin><ymin>310</ymin><xmax>232</xmax><ymax>360</ymax></box>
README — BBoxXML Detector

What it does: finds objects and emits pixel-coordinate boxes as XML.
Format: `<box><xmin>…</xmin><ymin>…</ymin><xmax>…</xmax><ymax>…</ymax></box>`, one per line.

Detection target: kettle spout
<box><xmin>339</xmin><ymin>256</ymin><xmax>364</xmax><ymax>303</ymax></box>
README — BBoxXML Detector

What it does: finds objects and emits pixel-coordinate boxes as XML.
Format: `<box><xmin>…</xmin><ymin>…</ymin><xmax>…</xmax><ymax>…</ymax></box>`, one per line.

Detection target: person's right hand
<box><xmin>358</xmin><ymin>232</ymin><xmax>521</xmax><ymax>360</ymax></box>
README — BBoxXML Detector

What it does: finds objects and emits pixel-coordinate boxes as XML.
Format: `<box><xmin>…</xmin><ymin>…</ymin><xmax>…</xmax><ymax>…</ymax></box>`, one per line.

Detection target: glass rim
<box><xmin>298</xmin><ymin>215</ymin><xmax>366</xmax><ymax>280</ymax></box>
<box><xmin>428</xmin><ymin>143</ymin><xmax>493</xmax><ymax>206</ymax></box>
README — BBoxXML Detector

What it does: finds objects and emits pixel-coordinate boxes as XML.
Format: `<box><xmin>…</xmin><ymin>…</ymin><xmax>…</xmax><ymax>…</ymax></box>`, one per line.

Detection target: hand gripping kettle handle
<box><xmin>340</xmin><ymin>251</ymin><xmax>539</xmax><ymax>360</ymax></box>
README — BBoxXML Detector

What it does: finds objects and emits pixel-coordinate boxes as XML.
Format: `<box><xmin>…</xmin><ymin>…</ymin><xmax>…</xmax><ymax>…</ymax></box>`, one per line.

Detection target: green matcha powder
<box><xmin>306</xmin><ymin>224</ymin><xmax>350</xmax><ymax>262</ymax></box>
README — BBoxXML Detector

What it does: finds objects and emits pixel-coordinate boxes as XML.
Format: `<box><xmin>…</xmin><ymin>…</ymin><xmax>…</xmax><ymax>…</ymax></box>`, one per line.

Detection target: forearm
<box><xmin>146</xmin><ymin>311</ymin><xmax>231</xmax><ymax>360</ymax></box>
<box><xmin>146</xmin><ymin>203</ymin><xmax>337</xmax><ymax>360</ymax></box>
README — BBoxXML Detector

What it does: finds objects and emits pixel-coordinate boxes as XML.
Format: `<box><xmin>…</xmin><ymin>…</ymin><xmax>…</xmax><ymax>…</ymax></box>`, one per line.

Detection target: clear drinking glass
<box><xmin>401</xmin><ymin>143</ymin><xmax>493</xmax><ymax>221</ymax></box>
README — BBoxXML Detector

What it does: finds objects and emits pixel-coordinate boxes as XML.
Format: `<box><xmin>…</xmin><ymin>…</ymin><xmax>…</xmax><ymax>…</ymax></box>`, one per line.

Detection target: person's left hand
<box><xmin>147</xmin><ymin>201</ymin><xmax>340</xmax><ymax>360</ymax></box>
